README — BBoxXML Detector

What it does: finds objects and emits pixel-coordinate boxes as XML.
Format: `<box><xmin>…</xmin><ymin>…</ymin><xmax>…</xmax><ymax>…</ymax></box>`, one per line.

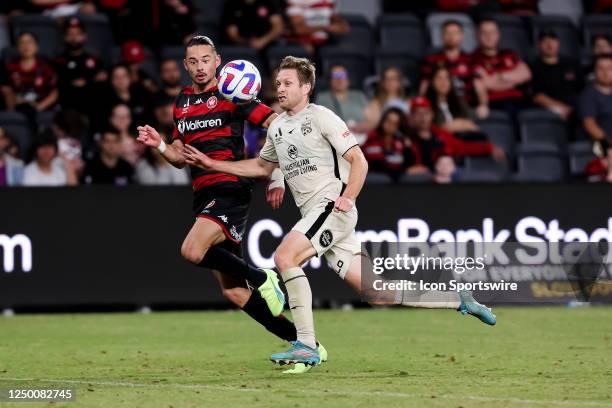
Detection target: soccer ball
<box><xmin>218</xmin><ymin>59</ymin><xmax>262</xmax><ymax>104</ymax></box>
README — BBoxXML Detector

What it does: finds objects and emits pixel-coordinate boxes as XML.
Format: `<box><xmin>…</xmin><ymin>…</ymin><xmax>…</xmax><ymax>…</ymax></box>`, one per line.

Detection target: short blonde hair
<box><xmin>279</xmin><ymin>56</ymin><xmax>316</xmax><ymax>95</ymax></box>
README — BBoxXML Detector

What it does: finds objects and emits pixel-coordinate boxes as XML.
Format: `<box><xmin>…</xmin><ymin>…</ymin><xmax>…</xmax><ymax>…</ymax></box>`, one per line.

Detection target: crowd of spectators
<box><xmin>0</xmin><ymin>0</ymin><xmax>611</xmax><ymax>187</ymax></box>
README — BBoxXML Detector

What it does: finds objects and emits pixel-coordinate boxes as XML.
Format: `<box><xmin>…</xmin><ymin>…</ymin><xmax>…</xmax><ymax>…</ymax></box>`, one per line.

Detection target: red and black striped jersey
<box><xmin>172</xmin><ymin>85</ymin><xmax>274</xmax><ymax>193</ymax></box>
<box><xmin>471</xmin><ymin>48</ymin><xmax>525</xmax><ymax>101</ymax></box>
<box><xmin>421</xmin><ymin>51</ymin><xmax>476</xmax><ymax>104</ymax></box>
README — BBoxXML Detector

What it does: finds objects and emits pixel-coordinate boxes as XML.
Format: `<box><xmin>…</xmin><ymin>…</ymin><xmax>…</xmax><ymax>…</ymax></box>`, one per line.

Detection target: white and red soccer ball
<box><xmin>218</xmin><ymin>59</ymin><xmax>262</xmax><ymax>104</ymax></box>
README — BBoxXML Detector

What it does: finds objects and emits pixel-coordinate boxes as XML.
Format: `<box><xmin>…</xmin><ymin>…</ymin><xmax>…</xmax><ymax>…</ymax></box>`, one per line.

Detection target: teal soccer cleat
<box><xmin>271</xmin><ymin>341</ymin><xmax>320</xmax><ymax>366</ymax></box>
<box><xmin>458</xmin><ymin>290</ymin><xmax>497</xmax><ymax>326</ymax></box>
<box><xmin>282</xmin><ymin>342</ymin><xmax>328</xmax><ymax>374</ymax></box>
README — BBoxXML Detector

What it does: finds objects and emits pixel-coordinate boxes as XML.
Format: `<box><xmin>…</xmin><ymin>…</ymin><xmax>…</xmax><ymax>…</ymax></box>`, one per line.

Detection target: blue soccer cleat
<box><xmin>282</xmin><ymin>342</ymin><xmax>328</xmax><ymax>374</ymax></box>
<box><xmin>458</xmin><ymin>290</ymin><xmax>497</xmax><ymax>326</ymax></box>
<box><xmin>270</xmin><ymin>341</ymin><xmax>320</xmax><ymax>366</ymax></box>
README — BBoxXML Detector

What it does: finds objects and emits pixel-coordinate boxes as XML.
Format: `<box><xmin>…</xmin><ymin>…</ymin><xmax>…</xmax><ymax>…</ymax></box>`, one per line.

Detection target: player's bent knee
<box><xmin>180</xmin><ymin>241</ymin><xmax>205</xmax><ymax>264</ymax></box>
<box><xmin>273</xmin><ymin>249</ymin><xmax>296</xmax><ymax>272</ymax></box>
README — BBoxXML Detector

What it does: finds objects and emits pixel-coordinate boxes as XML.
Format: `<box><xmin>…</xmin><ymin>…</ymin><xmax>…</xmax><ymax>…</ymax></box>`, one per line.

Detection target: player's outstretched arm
<box><xmin>183</xmin><ymin>144</ymin><xmax>276</xmax><ymax>178</ymax></box>
<box><xmin>136</xmin><ymin>125</ymin><xmax>186</xmax><ymax>168</ymax></box>
<box><xmin>335</xmin><ymin>146</ymin><xmax>368</xmax><ymax>212</ymax></box>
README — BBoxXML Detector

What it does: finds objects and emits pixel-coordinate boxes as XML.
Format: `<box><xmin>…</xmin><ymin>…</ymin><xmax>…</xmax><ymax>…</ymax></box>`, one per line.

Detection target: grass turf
<box><xmin>0</xmin><ymin>307</ymin><xmax>611</xmax><ymax>408</ymax></box>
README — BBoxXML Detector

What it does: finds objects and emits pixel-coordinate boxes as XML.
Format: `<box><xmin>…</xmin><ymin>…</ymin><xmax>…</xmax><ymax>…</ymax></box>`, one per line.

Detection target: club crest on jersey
<box><xmin>206</xmin><ymin>96</ymin><xmax>218</xmax><ymax>109</ymax></box>
<box><xmin>301</xmin><ymin>118</ymin><xmax>312</xmax><ymax>136</ymax></box>
<box><xmin>319</xmin><ymin>230</ymin><xmax>333</xmax><ymax>248</ymax></box>
<box><xmin>287</xmin><ymin>144</ymin><xmax>299</xmax><ymax>159</ymax></box>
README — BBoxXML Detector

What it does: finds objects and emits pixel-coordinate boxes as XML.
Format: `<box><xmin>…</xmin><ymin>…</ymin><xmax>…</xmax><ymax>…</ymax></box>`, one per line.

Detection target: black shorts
<box><xmin>193</xmin><ymin>188</ymin><xmax>252</xmax><ymax>256</ymax></box>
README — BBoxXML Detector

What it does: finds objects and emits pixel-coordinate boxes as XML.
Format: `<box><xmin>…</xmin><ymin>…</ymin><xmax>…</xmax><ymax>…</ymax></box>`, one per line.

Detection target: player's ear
<box><xmin>215</xmin><ymin>53</ymin><xmax>221</xmax><ymax>69</ymax></box>
<box><xmin>303</xmin><ymin>82</ymin><xmax>312</xmax><ymax>97</ymax></box>
<box><xmin>182</xmin><ymin>59</ymin><xmax>188</xmax><ymax>72</ymax></box>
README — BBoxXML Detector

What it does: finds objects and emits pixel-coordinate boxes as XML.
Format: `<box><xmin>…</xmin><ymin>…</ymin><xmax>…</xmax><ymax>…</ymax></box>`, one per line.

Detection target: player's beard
<box><xmin>192</xmin><ymin>72</ymin><xmax>214</xmax><ymax>91</ymax></box>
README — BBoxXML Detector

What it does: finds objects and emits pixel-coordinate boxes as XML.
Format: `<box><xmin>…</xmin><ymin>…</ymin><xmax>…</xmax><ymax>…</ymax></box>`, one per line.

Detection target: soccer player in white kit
<box><xmin>184</xmin><ymin>56</ymin><xmax>496</xmax><ymax>370</ymax></box>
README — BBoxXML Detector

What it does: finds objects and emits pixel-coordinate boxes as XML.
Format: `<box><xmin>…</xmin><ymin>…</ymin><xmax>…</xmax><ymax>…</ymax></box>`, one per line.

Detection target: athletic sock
<box><xmin>242</xmin><ymin>291</ymin><xmax>297</xmax><ymax>342</ymax></box>
<box><xmin>394</xmin><ymin>289</ymin><xmax>461</xmax><ymax>309</ymax></box>
<box><xmin>281</xmin><ymin>267</ymin><xmax>316</xmax><ymax>349</ymax></box>
<box><xmin>198</xmin><ymin>246</ymin><xmax>267</xmax><ymax>287</ymax></box>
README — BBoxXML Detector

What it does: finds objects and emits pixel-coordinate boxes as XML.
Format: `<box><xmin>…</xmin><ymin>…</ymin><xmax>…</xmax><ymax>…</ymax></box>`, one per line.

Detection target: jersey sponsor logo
<box><xmin>319</xmin><ymin>230</ymin><xmax>333</xmax><ymax>248</ymax></box>
<box><xmin>178</xmin><ymin>117</ymin><xmax>223</xmax><ymax>134</ymax></box>
<box><xmin>287</xmin><ymin>144</ymin><xmax>299</xmax><ymax>159</ymax></box>
<box><xmin>206</xmin><ymin>96</ymin><xmax>218</xmax><ymax>109</ymax></box>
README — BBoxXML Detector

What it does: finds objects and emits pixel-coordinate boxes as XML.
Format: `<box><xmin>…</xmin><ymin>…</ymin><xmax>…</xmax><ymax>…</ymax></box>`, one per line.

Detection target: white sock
<box><xmin>394</xmin><ymin>289</ymin><xmax>461</xmax><ymax>309</ymax></box>
<box><xmin>281</xmin><ymin>267</ymin><xmax>316</xmax><ymax>349</ymax></box>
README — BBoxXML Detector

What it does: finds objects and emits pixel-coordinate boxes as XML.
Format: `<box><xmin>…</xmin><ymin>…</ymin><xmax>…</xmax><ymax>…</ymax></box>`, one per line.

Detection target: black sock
<box><xmin>242</xmin><ymin>291</ymin><xmax>297</xmax><ymax>342</ymax></box>
<box><xmin>198</xmin><ymin>246</ymin><xmax>267</xmax><ymax>287</ymax></box>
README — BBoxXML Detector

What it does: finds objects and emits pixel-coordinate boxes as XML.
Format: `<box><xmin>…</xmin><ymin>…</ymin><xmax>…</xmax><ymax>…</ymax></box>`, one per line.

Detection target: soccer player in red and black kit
<box><xmin>136</xmin><ymin>35</ymin><xmax>298</xmax><ymax>346</ymax></box>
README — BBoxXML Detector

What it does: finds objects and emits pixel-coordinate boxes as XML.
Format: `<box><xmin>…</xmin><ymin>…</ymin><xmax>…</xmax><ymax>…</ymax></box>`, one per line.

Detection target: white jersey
<box><xmin>260</xmin><ymin>103</ymin><xmax>358</xmax><ymax>214</ymax></box>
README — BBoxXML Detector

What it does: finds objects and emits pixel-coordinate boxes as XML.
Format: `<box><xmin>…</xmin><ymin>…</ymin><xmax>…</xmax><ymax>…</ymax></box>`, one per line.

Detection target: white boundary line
<box><xmin>0</xmin><ymin>377</ymin><xmax>610</xmax><ymax>407</ymax></box>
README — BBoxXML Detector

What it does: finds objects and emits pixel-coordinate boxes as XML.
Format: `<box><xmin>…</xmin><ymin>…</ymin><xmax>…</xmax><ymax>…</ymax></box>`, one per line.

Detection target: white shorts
<box><xmin>292</xmin><ymin>199</ymin><xmax>361</xmax><ymax>279</ymax></box>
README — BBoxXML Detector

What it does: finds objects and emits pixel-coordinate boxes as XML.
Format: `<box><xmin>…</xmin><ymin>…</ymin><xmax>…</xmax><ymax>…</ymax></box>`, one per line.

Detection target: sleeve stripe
<box><xmin>342</xmin><ymin>144</ymin><xmax>359</xmax><ymax>156</ymax></box>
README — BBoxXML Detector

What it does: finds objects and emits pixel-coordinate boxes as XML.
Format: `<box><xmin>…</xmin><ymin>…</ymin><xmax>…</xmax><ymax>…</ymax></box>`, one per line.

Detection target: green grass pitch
<box><xmin>0</xmin><ymin>307</ymin><xmax>611</xmax><ymax>408</ymax></box>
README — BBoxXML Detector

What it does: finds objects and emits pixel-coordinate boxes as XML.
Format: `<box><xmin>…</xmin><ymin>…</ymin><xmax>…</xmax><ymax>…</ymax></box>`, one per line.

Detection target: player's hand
<box><xmin>267</xmin><ymin>187</ymin><xmax>284</xmax><ymax>209</ymax></box>
<box><xmin>183</xmin><ymin>144</ymin><xmax>214</xmax><ymax>169</ymax></box>
<box><xmin>333</xmin><ymin>196</ymin><xmax>354</xmax><ymax>213</ymax></box>
<box><xmin>136</xmin><ymin>125</ymin><xmax>162</xmax><ymax>148</ymax></box>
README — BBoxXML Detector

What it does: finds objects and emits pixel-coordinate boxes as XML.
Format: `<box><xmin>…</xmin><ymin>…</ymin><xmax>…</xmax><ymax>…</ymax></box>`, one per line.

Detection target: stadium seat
<box><xmin>532</xmin><ymin>15</ymin><xmax>580</xmax><ymax>58</ymax></box>
<box><xmin>487</xmin><ymin>14</ymin><xmax>532</xmax><ymax>59</ymax></box>
<box><xmin>266</xmin><ymin>44</ymin><xmax>310</xmax><ymax>72</ymax></box>
<box><xmin>464</xmin><ymin>156</ymin><xmax>511</xmax><ymax>176</ymax></box>
<box><xmin>378</xmin><ymin>14</ymin><xmax>428</xmax><ymax>59</ymax></box>
<box><xmin>456</xmin><ymin>169</ymin><xmax>507</xmax><ymax>183</ymax></box>
<box><xmin>217</xmin><ymin>46</ymin><xmax>264</xmax><ymax>73</ymax></box>
<box><xmin>426</xmin><ymin>13</ymin><xmax>477</xmax><ymax>52</ymax></box>
<box><xmin>399</xmin><ymin>173</ymin><xmax>432</xmax><ymax>184</ymax></box>
<box><xmin>0</xmin><ymin>111</ymin><xmax>32</xmax><ymax>160</ymax></box>
<box><xmin>334</xmin><ymin>14</ymin><xmax>374</xmax><ymax>57</ymax></box>
<box><xmin>516</xmin><ymin>142</ymin><xmax>567</xmax><ymax>181</ymax></box>
<box><xmin>569</xmin><ymin>141</ymin><xmax>596</xmax><ymax>175</ymax></box>
<box><xmin>365</xmin><ymin>171</ymin><xmax>393</xmax><ymax>185</ymax></box>
<box><xmin>319</xmin><ymin>47</ymin><xmax>373</xmax><ymax>90</ymax></box>
<box><xmin>192</xmin><ymin>0</ymin><xmax>225</xmax><ymax>23</ymax></box>
<box><xmin>0</xmin><ymin>18</ymin><xmax>9</xmax><ymax>54</ymax></box>
<box><xmin>11</xmin><ymin>14</ymin><xmax>62</xmax><ymax>57</ymax></box>
<box><xmin>109</xmin><ymin>46</ymin><xmax>160</xmax><ymax>84</ymax></box>
<box><xmin>194</xmin><ymin>15</ymin><xmax>220</xmax><ymax>44</ymax></box>
<box><xmin>374</xmin><ymin>48</ymin><xmax>421</xmax><ymax>91</ymax></box>
<box><xmin>539</xmin><ymin>0</ymin><xmax>583</xmax><ymax>25</ymax></box>
<box><xmin>36</xmin><ymin>110</ymin><xmax>55</xmax><ymax>131</ymax></box>
<box><xmin>518</xmin><ymin>109</ymin><xmax>569</xmax><ymax>150</ymax></box>
<box><xmin>476</xmin><ymin>110</ymin><xmax>516</xmax><ymax>157</ymax></box>
<box><xmin>337</xmin><ymin>0</ymin><xmax>381</xmax><ymax>25</ymax></box>
<box><xmin>75</xmin><ymin>13</ymin><xmax>114</xmax><ymax>61</ymax></box>
<box><xmin>582</xmin><ymin>14</ymin><xmax>612</xmax><ymax>51</ymax></box>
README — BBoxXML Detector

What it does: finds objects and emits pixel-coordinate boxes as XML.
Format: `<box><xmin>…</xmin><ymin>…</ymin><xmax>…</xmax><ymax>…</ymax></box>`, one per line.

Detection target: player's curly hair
<box><xmin>279</xmin><ymin>56</ymin><xmax>316</xmax><ymax>95</ymax></box>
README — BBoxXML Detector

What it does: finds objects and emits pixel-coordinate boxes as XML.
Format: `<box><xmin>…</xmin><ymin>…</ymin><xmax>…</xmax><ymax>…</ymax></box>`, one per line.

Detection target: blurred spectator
<box><xmin>316</xmin><ymin>64</ymin><xmax>369</xmax><ymax>142</ymax></box>
<box><xmin>586</xmin><ymin>0</ymin><xmax>612</xmax><ymax>13</ymax></box>
<box><xmin>406</xmin><ymin>96</ymin><xmax>504</xmax><ymax>173</ymax></box>
<box><xmin>135</xmin><ymin>147</ymin><xmax>189</xmax><ymax>185</ymax></box>
<box><xmin>472</xmin><ymin>19</ymin><xmax>531</xmax><ymax>116</ymax></box>
<box><xmin>420</xmin><ymin>20</ymin><xmax>488</xmax><ymax>116</ymax></box>
<box><xmin>531</xmin><ymin>30</ymin><xmax>583</xmax><ymax>122</ymax></box>
<box><xmin>95</xmin><ymin>0</ymin><xmax>151</xmax><ymax>45</ymax></box>
<box><xmin>157</xmin><ymin>59</ymin><xmax>183</xmax><ymax>99</ymax></box>
<box><xmin>497</xmin><ymin>0</ymin><xmax>538</xmax><ymax>15</ymax></box>
<box><xmin>0</xmin><ymin>127</ymin><xmax>24</xmax><ymax>186</ymax></box>
<box><xmin>362</xmin><ymin>107</ymin><xmax>411</xmax><ymax>179</ymax></box>
<box><xmin>426</xmin><ymin>66</ymin><xmax>481</xmax><ymax>134</ymax></box>
<box><xmin>364</xmin><ymin>66</ymin><xmax>411</xmax><ymax>131</ymax></box>
<box><xmin>83</xmin><ymin>130</ymin><xmax>134</xmax><ymax>185</ymax></box>
<box><xmin>23</xmin><ymin>136</ymin><xmax>78</xmax><ymax>186</ymax></box>
<box><xmin>120</xmin><ymin>41</ymin><xmax>157</xmax><ymax>93</ymax></box>
<box><xmin>586</xmin><ymin>35</ymin><xmax>612</xmax><ymax>82</ymax></box>
<box><xmin>109</xmin><ymin>103</ymin><xmax>144</xmax><ymax>165</ymax></box>
<box><xmin>97</xmin><ymin>63</ymin><xmax>152</xmax><ymax>131</ymax></box>
<box><xmin>54</xmin><ymin>17</ymin><xmax>106</xmax><ymax>114</ymax></box>
<box><xmin>50</xmin><ymin>110</ymin><xmax>86</xmax><ymax>176</ymax></box>
<box><xmin>584</xmin><ymin>153</ymin><xmax>612</xmax><ymax>182</ymax></box>
<box><xmin>285</xmin><ymin>0</ymin><xmax>349</xmax><ymax>53</ymax></box>
<box><xmin>580</xmin><ymin>55</ymin><xmax>612</xmax><ymax>166</ymax></box>
<box><xmin>433</xmin><ymin>155</ymin><xmax>457</xmax><ymax>183</ymax></box>
<box><xmin>158</xmin><ymin>0</ymin><xmax>197</xmax><ymax>45</ymax></box>
<box><xmin>221</xmin><ymin>0</ymin><xmax>283</xmax><ymax>50</ymax></box>
<box><xmin>382</xmin><ymin>0</ymin><xmax>435</xmax><ymax>18</ymax></box>
<box><xmin>1</xmin><ymin>32</ymin><xmax>58</xmax><ymax>124</ymax></box>
<box><xmin>152</xmin><ymin>94</ymin><xmax>175</xmax><ymax>136</ymax></box>
<box><xmin>261</xmin><ymin>68</ymin><xmax>281</xmax><ymax>113</ymax></box>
